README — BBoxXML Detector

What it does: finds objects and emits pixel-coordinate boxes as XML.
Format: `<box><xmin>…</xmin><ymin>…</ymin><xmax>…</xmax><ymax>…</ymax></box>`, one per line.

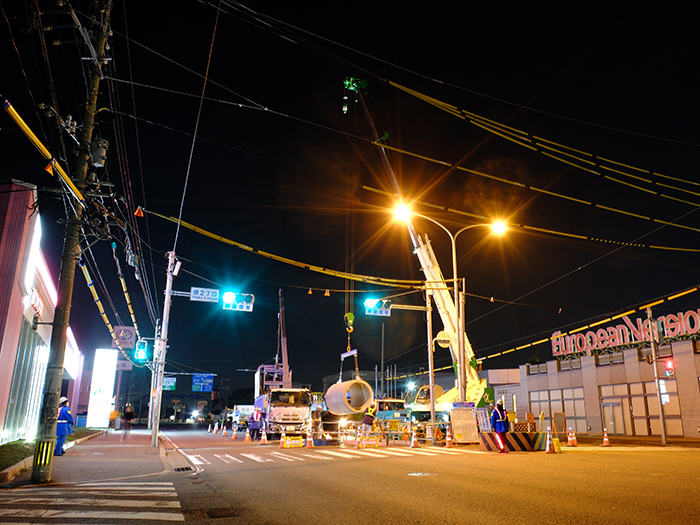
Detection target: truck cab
<box><xmin>259</xmin><ymin>388</ymin><xmax>312</xmax><ymax>438</ymax></box>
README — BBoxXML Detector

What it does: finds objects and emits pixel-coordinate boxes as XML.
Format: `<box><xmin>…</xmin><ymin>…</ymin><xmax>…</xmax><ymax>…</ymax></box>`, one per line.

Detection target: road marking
<box><xmin>364</xmin><ymin>448</ymin><xmax>412</xmax><ymax>457</ymax></box>
<box><xmin>214</xmin><ymin>454</ymin><xmax>244</xmax><ymax>464</ymax></box>
<box><xmin>270</xmin><ymin>452</ymin><xmax>305</xmax><ymax>461</ymax></box>
<box><xmin>0</xmin><ymin>497</ymin><xmax>181</xmax><ymax>508</ymax></box>
<box><xmin>418</xmin><ymin>447</ymin><xmax>463</xmax><ymax>455</ymax></box>
<box><xmin>390</xmin><ymin>448</ymin><xmax>439</xmax><ymax>456</ymax></box>
<box><xmin>0</xmin><ymin>508</ymin><xmax>185</xmax><ymax>521</ymax></box>
<box><xmin>0</xmin><ymin>489</ymin><xmax>180</xmax><ymax>497</ymax></box>
<box><xmin>315</xmin><ymin>450</ymin><xmax>360</xmax><ymax>459</ymax></box>
<box><xmin>240</xmin><ymin>453</ymin><xmax>273</xmax><ymax>463</ymax></box>
<box><xmin>334</xmin><ymin>448</ymin><xmax>390</xmax><ymax>458</ymax></box>
<box><xmin>298</xmin><ymin>453</ymin><xmax>333</xmax><ymax>460</ymax></box>
<box><xmin>186</xmin><ymin>454</ymin><xmax>210</xmax><ymax>464</ymax></box>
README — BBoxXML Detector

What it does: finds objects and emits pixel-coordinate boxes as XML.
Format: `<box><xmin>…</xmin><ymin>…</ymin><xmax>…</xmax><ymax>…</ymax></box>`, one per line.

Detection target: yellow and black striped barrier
<box><xmin>479</xmin><ymin>432</ymin><xmax>547</xmax><ymax>452</ymax></box>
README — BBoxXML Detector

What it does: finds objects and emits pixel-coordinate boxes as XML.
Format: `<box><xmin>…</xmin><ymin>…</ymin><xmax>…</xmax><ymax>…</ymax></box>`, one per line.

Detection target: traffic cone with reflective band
<box><xmin>214</xmin><ymin>421</ymin><xmax>219</xmax><ymax>434</ymax></box>
<box><xmin>546</xmin><ymin>427</ymin><xmax>555</xmax><ymax>454</ymax></box>
<box><xmin>445</xmin><ymin>426</ymin><xmax>454</xmax><ymax>448</ymax></box>
<box><xmin>568</xmin><ymin>427</ymin><xmax>578</xmax><ymax>447</ymax></box>
<box><xmin>207</xmin><ymin>423</ymin><xmax>212</xmax><ymax>433</ymax></box>
<box><xmin>306</xmin><ymin>432</ymin><xmax>314</xmax><ymax>448</ymax></box>
<box><xmin>602</xmin><ymin>427</ymin><xmax>611</xmax><ymax>447</ymax></box>
<box><xmin>222</xmin><ymin>424</ymin><xmax>227</xmax><ymax>437</ymax></box>
<box><xmin>410</xmin><ymin>429</ymin><xmax>418</xmax><ymax>448</ymax></box>
<box><xmin>259</xmin><ymin>429</ymin><xmax>267</xmax><ymax>445</ymax></box>
<box><xmin>244</xmin><ymin>428</ymin><xmax>251</xmax><ymax>442</ymax></box>
<box><xmin>231</xmin><ymin>426</ymin><xmax>238</xmax><ymax>440</ymax></box>
<box><xmin>279</xmin><ymin>431</ymin><xmax>286</xmax><ymax>449</ymax></box>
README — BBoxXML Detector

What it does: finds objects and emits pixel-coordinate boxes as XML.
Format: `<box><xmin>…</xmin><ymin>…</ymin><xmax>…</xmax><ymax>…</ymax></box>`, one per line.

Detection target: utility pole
<box><xmin>32</xmin><ymin>2</ymin><xmax>112</xmax><ymax>484</ymax></box>
<box><xmin>151</xmin><ymin>252</ymin><xmax>177</xmax><ymax>447</ymax></box>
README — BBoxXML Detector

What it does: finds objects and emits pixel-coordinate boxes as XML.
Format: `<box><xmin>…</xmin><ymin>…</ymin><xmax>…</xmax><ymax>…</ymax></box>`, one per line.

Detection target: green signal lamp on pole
<box><xmin>364</xmin><ymin>298</ymin><xmax>391</xmax><ymax>317</ymax></box>
<box><xmin>134</xmin><ymin>339</ymin><xmax>148</xmax><ymax>360</ymax></box>
<box><xmin>222</xmin><ymin>292</ymin><xmax>255</xmax><ymax>312</ymax></box>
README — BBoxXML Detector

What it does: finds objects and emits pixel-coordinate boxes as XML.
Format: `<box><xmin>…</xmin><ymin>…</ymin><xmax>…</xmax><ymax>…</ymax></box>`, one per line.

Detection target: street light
<box><xmin>394</xmin><ymin>204</ymin><xmax>506</xmax><ymax>402</ymax></box>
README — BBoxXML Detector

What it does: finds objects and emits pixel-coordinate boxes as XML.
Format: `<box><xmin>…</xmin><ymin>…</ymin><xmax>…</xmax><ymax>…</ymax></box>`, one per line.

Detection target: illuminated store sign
<box><xmin>552</xmin><ymin>308</ymin><xmax>700</xmax><ymax>356</ymax></box>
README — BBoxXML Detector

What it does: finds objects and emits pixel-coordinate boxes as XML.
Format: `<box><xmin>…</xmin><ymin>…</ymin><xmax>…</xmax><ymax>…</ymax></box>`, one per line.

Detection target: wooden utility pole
<box><xmin>32</xmin><ymin>2</ymin><xmax>112</xmax><ymax>483</ymax></box>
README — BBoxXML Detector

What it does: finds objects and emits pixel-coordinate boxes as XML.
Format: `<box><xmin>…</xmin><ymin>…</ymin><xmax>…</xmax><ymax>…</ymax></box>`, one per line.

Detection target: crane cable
<box><xmin>111</xmin><ymin>241</ymin><xmax>141</xmax><ymax>340</ymax></box>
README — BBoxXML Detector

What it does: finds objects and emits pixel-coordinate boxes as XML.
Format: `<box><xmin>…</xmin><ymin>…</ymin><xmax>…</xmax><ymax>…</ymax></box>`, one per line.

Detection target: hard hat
<box><xmin>496</xmin><ymin>399</ymin><xmax>503</xmax><ymax>406</ymax></box>
<box><xmin>59</xmin><ymin>396</ymin><xmax>69</xmax><ymax>405</ymax></box>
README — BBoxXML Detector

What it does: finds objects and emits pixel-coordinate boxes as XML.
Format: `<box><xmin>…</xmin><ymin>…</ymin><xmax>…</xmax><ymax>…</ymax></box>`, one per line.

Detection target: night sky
<box><xmin>2</xmin><ymin>3</ymin><xmax>698</xmax><ymax>396</ymax></box>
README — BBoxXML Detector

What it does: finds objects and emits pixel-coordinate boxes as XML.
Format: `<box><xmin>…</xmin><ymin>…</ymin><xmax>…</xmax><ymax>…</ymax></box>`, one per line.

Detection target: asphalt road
<box><xmin>161</xmin><ymin>428</ymin><xmax>700</xmax><ymax>525</ymax></box>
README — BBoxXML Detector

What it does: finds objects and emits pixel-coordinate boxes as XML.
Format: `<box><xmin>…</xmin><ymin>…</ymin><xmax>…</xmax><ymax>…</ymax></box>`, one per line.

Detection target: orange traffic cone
<box><xmin>546</xmin><ymin>426</ymin><xmax>556</xmax><ymax>454</ymax></box>
<box><xmin>213</xmin><ymin>421</ymin><xmax>219</xmax><ymax>434</ymax></box>
<box><xmin>259</xmin><ymin>429</ymin><xmax>267</xmax><ymax>445</ymax></box>
<box><xmin>231</xmin><ymin>425</ymin><xmax>238</xmax><ymax>440</ymax></box>
<box><xmin>445</xmin><ymin>426</ymin><xmax>454</xmax><ymax>448</ymax></box>
<box><xmin>279</xmin><ymin>431</ymin><xmax>286</xmax><ymax>449</ymax></box>
<box><xmin>306</xmin><ymin>432</ymin><xmax>314</xmax><ymax>448</ymax></box>
<box><xmin>568</xmin><ymin>427</ymin><xmax>578</xmax><ymax>447</ymax></box>
<box><xmin>244</xmin><ymin>428</ymin><xmax>251</xmax><ymax>442</ymax></box>
<box><xmin>207</xmin><ymin>423</ymin><xmax>212</xmax><ymax>433</ymax></box>
<box><xmin>222</xmin><ymin>424</ymin><xmax>227</xmax><ymax>437</ymax></box>
<box><xmin>410</xmin><ymin>429</ymin><xmax>418</xmax><ymax>448</ymax></box>
<box><xmin>602</xmin><ymin>427</ymin><xmax>611</xmax><ymax>447</ymax></box>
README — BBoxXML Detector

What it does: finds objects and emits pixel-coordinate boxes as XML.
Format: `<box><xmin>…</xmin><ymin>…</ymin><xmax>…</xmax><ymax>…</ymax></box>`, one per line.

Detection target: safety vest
<box><xmin>367</xmin><ymin>405</ymin><xmax>376</xmax><ymax>417</ymax></box>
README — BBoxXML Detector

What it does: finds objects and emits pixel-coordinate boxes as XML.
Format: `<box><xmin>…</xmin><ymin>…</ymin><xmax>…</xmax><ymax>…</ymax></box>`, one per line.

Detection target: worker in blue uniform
<box><xmin>55</xmin><ymin>396</ymin><xmax>74</xmax><ymax>456</ymax></box>
<box><xmin>490</xmin><ymin>399</ymin><xmax>509</xmax><ymax>453</ymax></box>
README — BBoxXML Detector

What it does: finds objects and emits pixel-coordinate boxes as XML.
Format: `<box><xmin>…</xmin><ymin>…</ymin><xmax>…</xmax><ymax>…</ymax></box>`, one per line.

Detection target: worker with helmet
<box><xmin>55</xmin><ymin>396</ymin><xmax>74</xmax><ymax>456</ymax></box>
<box><xmin>491</xmin><ymin>399</ymin><xmax>509</xmax><ymax>453</ymax></box>
<box><xmin>359</xmin><ymin>401</ymin><xmax>377</xmax><ymax>439</ymax></box>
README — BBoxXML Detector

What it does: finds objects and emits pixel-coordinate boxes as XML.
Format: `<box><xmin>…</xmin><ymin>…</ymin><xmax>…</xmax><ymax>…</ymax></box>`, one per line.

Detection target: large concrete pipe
<box><xmin>325</xmin><ymin>379</ymin><xmax>374</xmax><ymax>415</ymax></box>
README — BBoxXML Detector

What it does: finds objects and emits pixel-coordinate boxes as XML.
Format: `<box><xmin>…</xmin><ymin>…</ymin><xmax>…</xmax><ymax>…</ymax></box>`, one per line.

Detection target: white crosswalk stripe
<box><xmin>186</xmin><ymin>454</ymin><xmax>210</xmax><ymax>464</ymax></box>
<box><xmin>0</xmin><ymin>481</ymin><xmax>185</xmax><ymax>522</ymax></box>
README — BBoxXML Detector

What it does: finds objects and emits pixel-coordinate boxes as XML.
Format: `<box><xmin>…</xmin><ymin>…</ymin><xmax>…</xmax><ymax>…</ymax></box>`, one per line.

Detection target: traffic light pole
<box><xmin>647</xmin><ymin>308</ymin><xmax>667</xmax><ymax>445</ymax></box>
<box><xmin>151</xmin><ymin>252</ymin><xmax>176</xmax><ymax>448</ymax></box>
<box><xmin>31</xmin><ymin>3</ymin><xmax>112</xmax><ymax>484</ymax></box>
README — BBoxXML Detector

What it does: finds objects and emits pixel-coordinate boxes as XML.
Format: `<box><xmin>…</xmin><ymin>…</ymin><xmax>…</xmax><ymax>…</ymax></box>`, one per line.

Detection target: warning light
<box><xmin>664</xmin><ymin>359</ymin><xmax>675</xmax><ymax>377</ymax></box>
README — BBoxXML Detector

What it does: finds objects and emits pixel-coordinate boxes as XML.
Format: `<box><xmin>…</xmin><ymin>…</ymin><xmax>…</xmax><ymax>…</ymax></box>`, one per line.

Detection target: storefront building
<box><xmin>0</xmin><ymin>180</ymin><xmax>84</xmax><ymax>445</ymax></box>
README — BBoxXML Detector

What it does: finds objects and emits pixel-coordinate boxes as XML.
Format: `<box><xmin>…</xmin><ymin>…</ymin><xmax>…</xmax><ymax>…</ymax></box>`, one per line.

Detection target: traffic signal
<box><xmin>134</xmin><ymin>339</ymin><xmax>148</xmax><ymax>361</ymax></box>
<box><xmin>364</xmin><ymin>298</ymin><xmax>391</xmax><ymax>317</ymax></box>
<box><xmin>664</xmin><ymin>358</ymin><xmax>675</xmax><ymax>377</ymax></box>
<box><xmin>222</xmin><ymin>292</ymin><xmax>254</xmax><ymax>312</ymax></box>
<box><xmin>344</xmin><ymin>312</ymin><xmax>355</xmax><ymax>333</ymax></box>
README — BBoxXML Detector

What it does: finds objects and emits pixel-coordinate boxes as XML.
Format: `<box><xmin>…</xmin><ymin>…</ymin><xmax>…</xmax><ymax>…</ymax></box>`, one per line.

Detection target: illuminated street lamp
<box><xmin>394</xmin><ymin>204</ymin><xmax>506</xmax><ymax>402</ymax></box>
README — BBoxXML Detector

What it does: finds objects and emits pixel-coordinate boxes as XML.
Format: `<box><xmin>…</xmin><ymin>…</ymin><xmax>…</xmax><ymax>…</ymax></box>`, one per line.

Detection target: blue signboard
<box><xmin>192</xmin><ymin>373</ymin><xmax>214</xmax><ymax>392</ymax></box>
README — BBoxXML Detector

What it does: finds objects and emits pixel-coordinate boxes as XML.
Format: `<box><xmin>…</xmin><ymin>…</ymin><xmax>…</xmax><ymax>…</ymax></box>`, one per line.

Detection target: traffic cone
<box><xmin>259</xmin><ymin>429</ymin><xmax>267</xmax><ymax>445</ymax></box>
<box><xmin>279</xmin><ymin>431</ymin><xmax>286</xmax><ymax>449</ymax></box>
<box><xmin>567</xmin><ymin>427</ymin><xmax>574</xmax><ymax>446</ymax></box>
<box><xmin>546</xmin><ymin>426</ymin><xmax>556</xmax><ymax>454</ymax></box>
<box><xmin>568</xmin><ymin>427</ymin><xmax>578</xmax><ymax>447</ymax></box>
<box><xmin>222</xmin><ymin>424</ymin><xmax>227</xmax><ymax>437</ymax></box>
<box><xmin>602</xmin><ymin>427</ymin><xmax>611</xmax><ymax>447</ymax></box>
<box><xmin>355</xmin><ymin>432</ymin><xmax>362</xmax><ymax>449</ymax></box>
<box><xmin>445</xmin><ymin>426</ymin><xmax>454</xmax><ymax>448</ymax></box>
<box><xmin>410</xmin><ymin>429</ymin><xmax>418</xmax><ymax>448</ymax></box>
<box><xmin>231</xmin><ymin>425</ymin><xmax>238</xmax><ymax>440</ymax></box>
<box><xmin>244</xmin><ymin>428</ymin><xmax>251</xmax><ymax>442</ymax></box>
<box><xmin>213</xmin><ymin>421</ymin><xmax>219</xmax><ymax>434</ymax></box>
<box><xmin>306</xmin><ymin>432</ymin><xmax>314</xmax><ymax>448</ymax></box>
<box><xmin>207</xmin><ymin>423</ymin><xmax>212</xmax><ymax>433</ymax></box>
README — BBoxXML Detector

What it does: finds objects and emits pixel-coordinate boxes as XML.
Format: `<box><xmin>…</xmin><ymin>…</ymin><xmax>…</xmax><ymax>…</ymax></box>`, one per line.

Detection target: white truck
<box><xmin>228</xmin><ymin>405</ymin><xmax>255</xmax><ymax>431</ymax></box>
<box><xmin>257</xmin><ymin>388</ymin><xmax>312</xmax><ymax>438</ymax></box>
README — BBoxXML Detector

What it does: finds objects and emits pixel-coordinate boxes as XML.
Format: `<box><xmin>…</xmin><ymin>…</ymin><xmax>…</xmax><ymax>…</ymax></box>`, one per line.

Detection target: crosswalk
<box><xmin>185</xmin><ymin>445</ymin><xmax>473</xmax><ymax>465</ymax></box>
<box><xmin>0</xmin><ymin>481</ymin><xmax>184</xmax><ymax>522</ymax></box>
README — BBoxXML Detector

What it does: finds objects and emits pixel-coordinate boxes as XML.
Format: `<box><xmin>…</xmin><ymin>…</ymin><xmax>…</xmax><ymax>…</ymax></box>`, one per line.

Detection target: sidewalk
<box><xmin>3</xmin><ymin>429</ymin><xmax>168</xmax><ymax>486</ymax></box>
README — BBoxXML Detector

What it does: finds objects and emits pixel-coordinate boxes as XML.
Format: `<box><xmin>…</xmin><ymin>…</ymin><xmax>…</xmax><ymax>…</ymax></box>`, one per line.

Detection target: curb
<box><xmin>0</xmin><ymin>430</ymin><xmax>107</xmax><ymax>484</ymax></box>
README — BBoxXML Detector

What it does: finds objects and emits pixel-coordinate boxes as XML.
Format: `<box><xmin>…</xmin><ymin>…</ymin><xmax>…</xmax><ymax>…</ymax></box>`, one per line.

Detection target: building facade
<box><xmin>0</xmin><ymin>180</ymin><xmax>84</xmax><ymax>445</ymax></box>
